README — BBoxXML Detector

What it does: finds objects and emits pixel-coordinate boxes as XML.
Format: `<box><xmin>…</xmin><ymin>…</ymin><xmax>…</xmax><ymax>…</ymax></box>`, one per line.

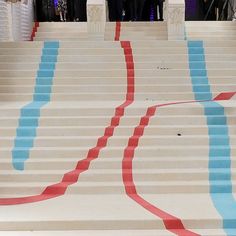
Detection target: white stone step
<box><xmin>2</xmin><ymin>61</ymin><xmax>236</xmax><ymax>70</ymax></box>
<box><xmin>0</xmin><ymin>230</ymin><xmax>176</xmax><ymax>236</ymax></box>
<box><xmin>1</xmin><ymin>40</ymin><xmax>236</xmax><ymax>48</ymax></box>
<box><xmin>187</xmin><ymin>36</ymin><xmax>236</xmax><ymax>41</ymax></box>
<box><xmin>1</xmin><ymin>123</ymin><xmax>235</xmax><ymax>137</ymax></box>
<box><xmin>0</xmin><ymin>194</ymin><xmax>226</xmax><ymax>230</ymax></box>
<box><xmin>0</xmin><ymin>76</ymin><xmax>196</xmax><ymax>86</ymax></box>
<box><xmin>0</xmin><ymin>168</ymin><xmax>231</xmax><ymax>182</ymax></box>
<box><xmin>106</xmin><ymin>21</ymin><xmax>167</xmax><ymax>27</ymax></box>
<box><xmin>0</xmin><ymin>145</ymin><xmax>235</xmax><ymax>159</ymax></box>
<box><xmin>0</xmin><ymin>181</ymin><xmax>233</xmax><ymax>195</ymax></box>
<box><xmin>1</xmin><ymin>229</ymin><xmax>235</xmax><ymax>236</ymax></box>
<box><xmin>0</xmin><ymin>69</ymin><xmax>236</xmax><ymax>78</ymax></box>
<box><xmin>0</xmin><ymin>135</ymin><xmax>234</xmax><ymax>148</ymax></box>
<box><xmin>185</xmin><ymin>21</ymin><xmax>236</xmax><ymax>26</ymax></box>
<box><xmin>0</xmin><ymin>113</ymin><xmax>234</xmax><ymax>126</ymax></box>
<box><xmin>1</xmin><ymin>75</ymin><xmax>236</xmax><ymax>86</ymax></box>
<box><xmin>0</xmin><ymin>54</ymin><xmax>235</xmax><ymax>64</ymax></box>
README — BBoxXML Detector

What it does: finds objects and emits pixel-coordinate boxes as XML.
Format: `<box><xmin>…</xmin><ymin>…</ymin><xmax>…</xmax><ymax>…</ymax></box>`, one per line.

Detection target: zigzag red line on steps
<box><xmin>122</xmin><ymin>92</ymin><xmax>236</xmax><ymax>236</ymax></box>
<box><xmin>30</xmin><ymin>22</ymin><xmax>39</xmax><ymax>41</ymax></box>
<box><xmin>115</xmin><ymin>22</ymin><xmax>121</xmax><ymax>41</ymax></box>
<box><xmin>0</xmin><ymin>41</ymin><xmax>134</xmax><ymax>205</ymax></box>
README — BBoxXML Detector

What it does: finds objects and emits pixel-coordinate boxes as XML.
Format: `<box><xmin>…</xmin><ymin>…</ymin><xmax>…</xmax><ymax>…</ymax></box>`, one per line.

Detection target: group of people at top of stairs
<box><xmin>56</xmin><ymin>0</ymin><xmax>164</xmax><ymax>22</ymax></box>
<box><xmin>107</xmin><ymin>0</ymin><xmax>164</xmax><ymax>22</ymax></box>
<box><xmin>56</xmin><ymin>0</ymin><xmax>86</xmax><ymax>22</ymax></box>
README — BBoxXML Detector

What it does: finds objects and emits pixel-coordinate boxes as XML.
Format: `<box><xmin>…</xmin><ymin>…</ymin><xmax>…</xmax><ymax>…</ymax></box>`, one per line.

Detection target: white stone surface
<box><xmin>87</xmin><ymin>0</ymin><xmax>106</xmax><ymax>39</ymax></box>
<box><xmin>167</xmin><ymin>0</ymin><xmax>185</xmax><ymax>40</ymax></box>
<box><xmin>0</xmin><ymin>33</ymin><xmax>236</xmax><ymax>235</ymax></box>
<box><xmin>0</xmin><ymin>0</ymin><xmax>33</xmax><ymax>42</ymax></box>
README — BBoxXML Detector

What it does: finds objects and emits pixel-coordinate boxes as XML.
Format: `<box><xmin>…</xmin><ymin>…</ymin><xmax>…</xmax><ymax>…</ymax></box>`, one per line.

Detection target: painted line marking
<box><xmin>115</xmin><ymin>22</ymin><xmax>121</xmax><ymax>41</ymax></box>
<box><xmin>123</xmin><ymin>92</ymin><xmax>235</xmax><ymax>236</ymax></box>
<box><xmin>31</xmin><ymin>22</ymin><xmax>39</xmax><ymax>41</ymax></box>
<box><xmin>188</xmin><ymin>40</ymin><xmax>236</xmax><ymax>234</ymax></box>
<box><xmin>0</xmin><ymin>41</ymin><xmax>134</xmax><ymax>205</ymax></box>
<box><xmin>12</xmin><ymin>41</ymin><xmax>59</xmax><ymax>171</ymax></box>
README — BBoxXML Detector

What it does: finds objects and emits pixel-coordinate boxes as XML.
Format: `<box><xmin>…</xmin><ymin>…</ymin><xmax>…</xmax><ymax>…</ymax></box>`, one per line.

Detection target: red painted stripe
<box><xmin>30</xmin><ymin>22</ymin><xmax>39</xmax><ymax>41</ymax></box>
<box><xmin>123</xmin><ymin>106</ymin><xmax>199</xmax><ymax>235</ymax></box>
<box><xmin>115</xmin><ymin>22</ymin><xmax>121</xmax><ymax>41</ymax></box>
<box><xmin>0</xmin><ymin>41</ymin><xmax>134</xmax><ymax>205</ymax></box>
<box><xmin>214</xmin><ymin>91</ymin><xmax>236</xmax><ymax>101</ymax></box>
<box><xmin>123</xmin><ymin>95</ymin><xmax>233</xmax><ymax>235</ymax></box>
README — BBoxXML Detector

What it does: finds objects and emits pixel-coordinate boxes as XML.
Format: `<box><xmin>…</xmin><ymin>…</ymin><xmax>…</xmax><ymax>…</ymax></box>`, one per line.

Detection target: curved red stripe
<box><xmin>122</xmin><ymin>92</ymin><xmax>236</xmax><ymax>233</ymax></box>
<box><xmin>115</xmin><ymin>22</ymin><xmax>121</xmax><ymax>41</ymax></box>
<box><xmin>0</xmin><ymin>41</ymin><xmax>134</xmax><ymax>205</ymax></box>
<box><xmin>122</xmin><ymin>99</ymin><xmax>222</xmax><ymax>236</ymax></box>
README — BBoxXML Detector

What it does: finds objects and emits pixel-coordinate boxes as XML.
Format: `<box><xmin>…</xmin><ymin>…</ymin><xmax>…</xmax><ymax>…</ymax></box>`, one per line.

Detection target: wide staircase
<box><xmin>0</xmin><ymin>22</ymin><xmax>236</xmax><ymax>236</ymax></box>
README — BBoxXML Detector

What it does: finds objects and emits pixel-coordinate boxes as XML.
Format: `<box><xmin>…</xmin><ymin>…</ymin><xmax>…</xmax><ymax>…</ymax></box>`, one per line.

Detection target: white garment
<box><xmin>228</xmin><ymin>0</ymin><xmax>236</xmax><ymax>20</ymax></box>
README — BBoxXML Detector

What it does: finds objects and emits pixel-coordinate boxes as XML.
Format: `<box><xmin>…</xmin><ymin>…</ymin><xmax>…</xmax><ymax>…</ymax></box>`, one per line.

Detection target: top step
<box><xmin>34</xmin><ymin>22</ymin><xmax>168</xmax><ymax>42</ymax></box>
<box><xmin>33</xmin><ymin>21</ymin><xmax>236</xmax><ymax>42</ymax></box>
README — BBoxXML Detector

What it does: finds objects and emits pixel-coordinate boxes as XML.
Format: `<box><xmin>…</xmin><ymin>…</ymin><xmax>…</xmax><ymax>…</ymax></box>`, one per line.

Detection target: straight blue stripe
<box><xmin>187</xmin><ymin>40</ymin><xmax>236</xmax><ymax>234</ymax></box>
<box><xmin>187</xmin><ymin>41</ymin><xmax>212</xmax><ymax>101</ymax></box>
<box><xmin>12</xmin><ymin>41</ymin><xmax>59</xmax><ymax>170</ymax></box>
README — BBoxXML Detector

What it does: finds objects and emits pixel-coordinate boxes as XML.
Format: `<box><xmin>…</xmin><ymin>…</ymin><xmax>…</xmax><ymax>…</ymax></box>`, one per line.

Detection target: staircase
<box><xmin>34</xmin><ymin>22</ymin><xmax>88</xmax><ymax>41</ymax></box>
<box><xmin>0</xmin><ymin>22</ymin><xmax>236</xmax><ymax>236</ymax></box>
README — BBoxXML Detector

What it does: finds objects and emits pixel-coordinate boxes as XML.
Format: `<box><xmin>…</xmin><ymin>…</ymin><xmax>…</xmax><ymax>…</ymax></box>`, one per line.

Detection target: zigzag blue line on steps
<box><xmin>187</xmin><ymin>41</ymin><xmax>236</xmax><ymax>234</ymax></box>
<box><xmin>12</xmin><ymin>41</ymin><xmax>59</xmax><ymax>171</ymax></box>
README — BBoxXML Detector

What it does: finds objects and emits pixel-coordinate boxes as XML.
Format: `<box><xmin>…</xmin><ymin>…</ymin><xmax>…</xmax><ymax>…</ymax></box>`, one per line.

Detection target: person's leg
<box><xmin>124</xmin><ymin>0</ymin><xmax>130</xmax><ymax>21</ymax></box>
<box><xmin>63</xmin><ymin>0</ymin><xmax>67</xmax><ymax>21</ymax></box>
<box><xmin>218</xmin><ymin>0</ymin><xmax>227</xmax><ymax>20</ymax></box>
<box><xmin>152</xmin><ymin>0</ymin><xmax>158</xmax><ymax>21</ymax></box>
<box><xmin>142</xmin><ymin>0</ymin><xmax>151</xmax><ymax>21</ymax></box>
<box><xmin>157</xmin><ymin>0</ymin><xmax>163</xmax><ymax>20</ymax></box>
<box><xmin>137</xmin><ymin>0</ymin><xmax>146</xmax><ymax>21</ymax></box>
<box><xmin>64</xmin><ymin>12</ymin><xmax>67</xmax><ymax>21</ymax></box>
<box><xmin>108</xmin><ymin>0</ymin><xmax>116</xmax><ymax>21</ymax></box>
<box><xmin>48</xmin><ymin>0</ymin><xmax>56</xmax><ymax>21</ymax></box>
<box><xmin>73</xmin><ymin>0</ymin><xmax>79</xmax><ymax>20</ymax></box>
<box><xmin>129</xmin><ymin>0</ymin><xmax>136</xmax><ymax>21</ymax></box>
<box><xmin>115</xmin><ymin>0</ymin><xmax>123</xmax><ymax>21</ymax></box>
<box><xmin>57</xmin><ymin>0</ymin><xmax>64</xmax><ymax>21</ymax></box>
<box><xmin>78</xmin><ymin>0</ymin><xmax>87</xmax><ymax>21</ymax></box>
<box><xmin>67</xmin><ymin>0</ymin><xmax>74</xmax><ymax>21</ymax></box>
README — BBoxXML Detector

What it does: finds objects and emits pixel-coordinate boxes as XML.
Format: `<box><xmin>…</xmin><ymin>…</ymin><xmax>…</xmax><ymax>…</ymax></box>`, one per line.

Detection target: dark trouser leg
<box><xmin>67</xmin><ymin>0</ymin><xmax>74</xmax><ymax>21</ymax></box>
<box><xmin>129</xmin><ymin>0</ymin><xmax>137</xmax><ymax>21</ymax></box>
<box><xmin>78</xmin><ymin>0</ymin><xmax>87</xmax><ymax>21</ymax></box>
<box><xmin>47</xmin><ymin>0</ymin><xmax>56</xmax><ymax>21</ymax></box>
<box><xmin>115</xmin><ymin>0</ymin><xmax>123</xmax><ymax>21</ymax></box>
<box><xmin>108</xmin><ymin>0</ymin><xmax>116</xmax><ymax>21</ymax></box>
<box><xmin>142</xmin><ymin>0</ymin><xmax>151</xmax><ymax>21</ymax></box>
<box><xmin>124</xmin><ymin>0</ymin><xmax>130</xmax><ymax>21</ymax></box>
<box><xmin>157</xmin><ymin>0</ymin><xmax>163</xmax><ymax>20</ymax></box>
<box><xmin>152</xmin><ymin>0</ymin><xmax>158</xmax><ymax>21</ymax></box>
<box><xmin>137</xmin><ymin>0</ymin><xmax>146</xmax><ymax>21</ymax></box>
<box><xmin>218</xmin><ymin>0</ymin><xmax>227</xmax><ymax>20</ymax></box>
<box><xmin>74</xmin><ymin>0</ymin><xmax>79</xmax><ymax>19</ymax></box>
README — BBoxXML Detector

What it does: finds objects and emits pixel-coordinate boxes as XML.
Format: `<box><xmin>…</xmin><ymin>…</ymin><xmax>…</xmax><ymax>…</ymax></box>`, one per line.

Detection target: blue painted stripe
<box><xmin>187</xmin><ymin>41</ymin><xmax>236</xmax><ymax>234</ymax></box>
<box><xmin>12</xmin><ymin>41</ymin><xmax>59</xmax><ymax>170</ymax></box>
